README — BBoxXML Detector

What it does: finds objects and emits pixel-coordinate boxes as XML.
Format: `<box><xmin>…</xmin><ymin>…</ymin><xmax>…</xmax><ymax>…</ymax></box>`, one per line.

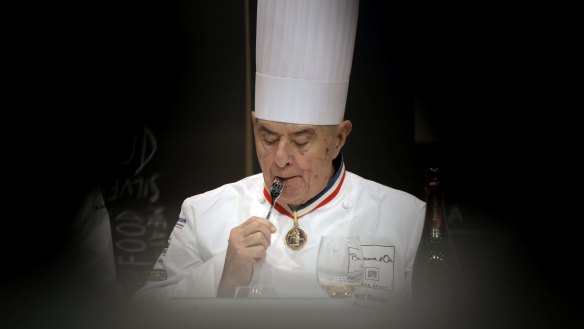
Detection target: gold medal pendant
<box><xmin>285</xmin><ymin>211</ymin><xmax>307</xmax><ymax>250</ymax></box>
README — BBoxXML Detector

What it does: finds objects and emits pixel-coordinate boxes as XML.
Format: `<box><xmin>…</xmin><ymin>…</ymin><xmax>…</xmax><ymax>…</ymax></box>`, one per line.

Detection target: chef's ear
<box><xmin>334</xmin><ymin>120</ymin><xmax>352</xmax><ymax>152</ymax></box>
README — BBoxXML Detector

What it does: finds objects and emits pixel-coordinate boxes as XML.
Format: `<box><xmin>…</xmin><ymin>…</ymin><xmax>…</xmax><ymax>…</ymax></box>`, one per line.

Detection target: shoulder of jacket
<box><xmin>346</xmin><ymin>171</ymin><xmax>424</xmax><ymax>206</ymax></box>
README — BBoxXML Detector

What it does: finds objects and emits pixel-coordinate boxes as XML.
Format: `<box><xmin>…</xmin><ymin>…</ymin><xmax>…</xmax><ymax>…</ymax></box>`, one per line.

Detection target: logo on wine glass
<box><xmin>361</xmin><ymin>245</ymin><xmax>395</xmax><ymax>291</ymax></box>
<box><xmin>348</xmin><ymin>247</ymin><xmax>363</xmax><ymax>273</ymax></box>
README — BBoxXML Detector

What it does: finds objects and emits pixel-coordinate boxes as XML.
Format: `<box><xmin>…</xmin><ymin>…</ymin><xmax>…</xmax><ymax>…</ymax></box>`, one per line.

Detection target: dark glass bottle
<box><xmin>412</xmin><ymin>167</ymin><xmax>460</xmax><ymax>305</ymax></box>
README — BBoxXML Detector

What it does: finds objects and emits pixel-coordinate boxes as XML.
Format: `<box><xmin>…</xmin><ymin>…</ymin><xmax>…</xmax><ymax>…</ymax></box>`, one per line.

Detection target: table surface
<box><xmin>144</xmin><ymin>296</ymin><xmax>412</xmax><ymax>329</ymax></box>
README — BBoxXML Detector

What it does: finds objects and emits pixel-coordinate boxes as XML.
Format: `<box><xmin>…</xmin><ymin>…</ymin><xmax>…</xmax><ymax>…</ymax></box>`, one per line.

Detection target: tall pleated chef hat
<box><xmin>255</xmin><ymin>0</ymin><xmax>360</xmax><ymax>125</ymax></box>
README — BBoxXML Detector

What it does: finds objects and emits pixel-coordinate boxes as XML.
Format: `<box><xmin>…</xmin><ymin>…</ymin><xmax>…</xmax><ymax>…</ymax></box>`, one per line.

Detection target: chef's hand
<box><xmin>217</xmin><ymin>216</ymin><xmax>276</xmax><ymax>297</ymax></box>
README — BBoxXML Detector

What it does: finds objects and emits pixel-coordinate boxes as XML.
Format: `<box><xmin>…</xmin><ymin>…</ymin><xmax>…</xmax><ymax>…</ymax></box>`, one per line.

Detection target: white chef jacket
<box><xmin>72</xmin><ymin>186</ymin><xmax>121</xmax><ymax>293</ymax></box>
<box><xmin>134</xmin><ymin>161</ymin><xmax>425</xmax><ymax>302</ymax></box>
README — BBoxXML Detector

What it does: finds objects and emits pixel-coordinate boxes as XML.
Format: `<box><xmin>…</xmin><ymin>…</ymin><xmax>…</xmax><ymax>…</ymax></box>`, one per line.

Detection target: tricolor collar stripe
<box><xmin>296</xmin><ymin>155</ymin><xmax>344</xmax><ymax>211</ymax></box>
<box><xmin>262</xmin><ymin>157</ymin><xmax>346</xmax><ymax>219</ymax></box>
<box><xmin>280</xmin><ymin>168</ymin><xmax>345</xmax><ymax>218</ymax></box>
<box><xmin>313</xmin><ymin>169</ymin><xmax>346</xmax><ymax>212</ymax></box>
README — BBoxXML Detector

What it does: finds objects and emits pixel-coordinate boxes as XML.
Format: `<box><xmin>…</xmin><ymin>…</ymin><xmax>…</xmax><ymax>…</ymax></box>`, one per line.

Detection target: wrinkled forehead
<box><xmin>256</xmin><ymin>119</ymin><xmax>334</xmax><ymax>135</ymax></box>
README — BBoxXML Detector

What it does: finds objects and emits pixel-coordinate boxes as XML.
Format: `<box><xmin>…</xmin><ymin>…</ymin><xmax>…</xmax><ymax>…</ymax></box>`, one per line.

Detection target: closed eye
<box><xmin>258</xmin><ymin>126</ymin><xmax>280</xmax><ymax>145</ymax></box>
<box><xmin>292</xmin><ymin>140</ymin><xmax>308</xmax><ymax>147</ymax></box>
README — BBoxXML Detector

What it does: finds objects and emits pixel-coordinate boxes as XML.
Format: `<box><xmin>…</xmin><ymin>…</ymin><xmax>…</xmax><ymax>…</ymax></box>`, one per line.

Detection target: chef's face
<box><xmin>252</xmin><ymin>111</ymin><xmax>351</xmax><ymax>207</ymax></box>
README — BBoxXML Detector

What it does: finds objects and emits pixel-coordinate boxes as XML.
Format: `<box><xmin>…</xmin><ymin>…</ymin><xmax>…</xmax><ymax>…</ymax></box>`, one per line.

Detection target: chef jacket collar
<box><xmin>263</xmin><ymin>154</ymin><xmax>346</xmax><ymax>219</ymax></box>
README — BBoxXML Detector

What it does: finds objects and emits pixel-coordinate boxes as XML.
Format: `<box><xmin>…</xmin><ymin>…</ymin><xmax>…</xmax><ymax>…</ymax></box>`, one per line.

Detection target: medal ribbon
<box><xmin>262</xmin><ymin>156</ymin><xmax>346</xmax><ymax>219</ymax></box>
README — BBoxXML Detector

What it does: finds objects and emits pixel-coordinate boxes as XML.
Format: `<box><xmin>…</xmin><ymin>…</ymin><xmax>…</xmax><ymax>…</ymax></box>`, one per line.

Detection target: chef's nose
<box><xmin>274</xmin><ymin>140</ymin><xmax>293</xmax><ymax>168</ymax></box>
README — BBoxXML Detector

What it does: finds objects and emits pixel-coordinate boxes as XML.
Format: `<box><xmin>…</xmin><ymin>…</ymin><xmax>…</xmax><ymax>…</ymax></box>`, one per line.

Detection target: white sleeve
<box><xmin>132</xmin><ymin>198</ymin><xmax>226</xmax><ymax>303</ymax></box>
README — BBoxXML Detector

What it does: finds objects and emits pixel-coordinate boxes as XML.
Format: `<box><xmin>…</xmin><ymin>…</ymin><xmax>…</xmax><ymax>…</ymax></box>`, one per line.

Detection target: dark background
<box><xmin>5</xmin><ymin>1</ymin><xmax>579</xmax><ymax>328</ymax></box>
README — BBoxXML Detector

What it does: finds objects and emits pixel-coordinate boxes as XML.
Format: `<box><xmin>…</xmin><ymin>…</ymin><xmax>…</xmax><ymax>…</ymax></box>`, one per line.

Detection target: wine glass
<box><xmin>317</xmin><ymin>236</ymin><xmax>364</xmax><ymax>298</ymax></box>
<box><xmin>233</xmin><ymin>285</ymin><xmax>276</xmax><ymax>298</ymax></box>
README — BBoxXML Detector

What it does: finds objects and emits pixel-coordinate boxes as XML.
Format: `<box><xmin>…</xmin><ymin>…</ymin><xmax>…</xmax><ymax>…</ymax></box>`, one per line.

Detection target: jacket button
<box><xmin>259</xmin><ymin>196</ymin><xmax>266</xmax><ymax>204</ymax></box>
<box><xmin>342</xmin><ymin>201</ymin><xmax>349</xmax><ymax>209</ymax></box>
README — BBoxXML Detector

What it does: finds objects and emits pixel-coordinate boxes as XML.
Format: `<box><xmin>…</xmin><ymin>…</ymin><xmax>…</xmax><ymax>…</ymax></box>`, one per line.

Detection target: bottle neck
<box><xmin>425</xmin><ymin>189</ymin><xmax>448</xmax><ymax>240</ymax></box>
